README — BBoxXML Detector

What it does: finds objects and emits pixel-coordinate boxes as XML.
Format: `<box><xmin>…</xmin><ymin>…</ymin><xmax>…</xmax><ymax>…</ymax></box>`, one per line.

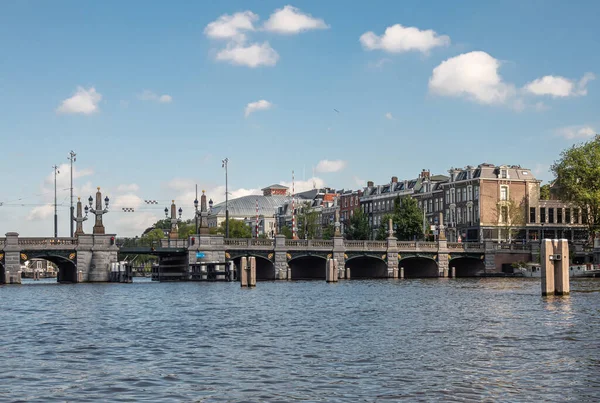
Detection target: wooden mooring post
<box><xmin>240</xmin><ymin>256</ymin><xmax>256</xmax><ymax>287</ymax></box>
<box><xmin>326</xmin><ymin>258</ymin><xmax>338</xmax><ymax>283</ymax></box>
<box><xmin>541</xmin><ymin>239</ymin><xmax>570</xmax><ymax>296</ymax></box>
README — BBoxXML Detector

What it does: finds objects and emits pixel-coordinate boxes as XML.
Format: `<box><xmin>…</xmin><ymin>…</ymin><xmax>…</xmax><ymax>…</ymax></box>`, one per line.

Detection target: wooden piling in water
<box><xmin>541</xmin><ymin>239</ymin><xmax>569</xmax><ymax>296</ymax></box>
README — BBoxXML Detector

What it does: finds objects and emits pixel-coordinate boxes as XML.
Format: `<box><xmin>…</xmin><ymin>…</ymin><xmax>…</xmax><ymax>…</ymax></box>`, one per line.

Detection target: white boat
<box><xmin>519</xmin><ymin>263</ymin><xmax>600</xmax><ymax>278</ymax></box>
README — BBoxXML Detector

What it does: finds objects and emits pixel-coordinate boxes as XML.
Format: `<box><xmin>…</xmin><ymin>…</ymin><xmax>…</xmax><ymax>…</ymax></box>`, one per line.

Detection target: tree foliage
<box><xmin>393</xmin><ymin>196</ymin><xmax>424</xmax><ymax>241</ymax></box>
<box><xmin>209</xmin><ymin>219</ymin><xmax>252</xmax><ymax>238</ymax></box>
<box><xmin>322</xmin><ymin>223</ymin><xmax>336</xmax><ymax>240</ymax></box>
<box><xmin>540</xmin><ymin>184</ymin><xmax>551</xmax><ymax>200</ymax></box>
<box><xmin>345</xmin><ymin>207</ymin><xmax>371</xmax><ymax>240</ymax></box>
<box><xmin>296</xmin><ymin>202</ymin><xmax>320</xmax><ymax>240</ymax></box>
<box><xmin>375</xmin><ymin>214</ymin><xmax>393</xmax><ymax>240</ymax></box>
<box><xmin>494</xmin><ymin>197</ymin><xmax>526</xmax><ymax>242</ymax></box>
<box><xmin>551</xmin><ymin>134</ymin><xmax>600</xmax><ymax>240</ymax></box>
<box><xmin>279</xmin><ymin>225</ymin><xmax>293</xmax><ymax>239</ymax></box>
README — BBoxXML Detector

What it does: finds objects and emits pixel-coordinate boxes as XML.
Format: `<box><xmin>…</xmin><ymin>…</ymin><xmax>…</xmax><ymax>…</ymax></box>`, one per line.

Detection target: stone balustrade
<box><xmin>17</xmin><ymin>237</ymin><xmax>78</xmax><ymax>246</ymax></box>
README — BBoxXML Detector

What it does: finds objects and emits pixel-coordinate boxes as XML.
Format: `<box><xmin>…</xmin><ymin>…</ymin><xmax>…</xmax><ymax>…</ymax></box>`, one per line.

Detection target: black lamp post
<box><xmin>222</xmin><ymin>158</ymin><xmax>229</xmax><ymax>238</ymax></box>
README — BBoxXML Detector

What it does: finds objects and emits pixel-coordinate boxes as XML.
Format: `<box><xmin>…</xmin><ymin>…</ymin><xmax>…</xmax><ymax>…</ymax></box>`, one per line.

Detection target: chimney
<box><xmin>391</xmin><ymin>176</ymin><xmax>398</xmax><ymax>183</ymax></box>
<box><xmin>367</xmin><ymin>181</ymin><xmax>374</xmax><ymax>187</ymax></box>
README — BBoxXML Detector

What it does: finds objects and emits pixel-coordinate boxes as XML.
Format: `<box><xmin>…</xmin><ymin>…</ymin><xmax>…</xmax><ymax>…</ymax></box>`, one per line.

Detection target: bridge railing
<box><xmin>160</xmin><ymin>239</ymin><xmax>188</xmax><ymax>248</ymax></box>
<box><xmin>345</xmin><ymin>240</ymin><xmax>387</xmax><ymax>250</ymax></box>
<box><xmin>285</xmin><ymin>239</ymin><xmax>309</xmax><ymax>248</ymax></box>
<box><xmin>224</xmin><ymin>238</ymin><xmax>275</xmax><ymax>247</ymax></box>
<box><xmin>18</xmin><ymin>237</ymin><xmax>78</xmax><ymax>246</ymax></box>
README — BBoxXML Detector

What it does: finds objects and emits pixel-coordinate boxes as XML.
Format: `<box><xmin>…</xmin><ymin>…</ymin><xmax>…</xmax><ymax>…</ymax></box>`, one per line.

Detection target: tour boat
<box><xmin>519</xmin><ymin>263</ymin><xmax>600</xmax><ymax>278</ymax></box>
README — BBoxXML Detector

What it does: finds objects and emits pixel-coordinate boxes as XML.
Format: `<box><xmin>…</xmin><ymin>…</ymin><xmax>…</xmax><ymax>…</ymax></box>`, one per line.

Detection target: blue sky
<box><xmin>0</xmin><ymin>0</ymin><xmax>598</xmax><ymax>236</ymax></box>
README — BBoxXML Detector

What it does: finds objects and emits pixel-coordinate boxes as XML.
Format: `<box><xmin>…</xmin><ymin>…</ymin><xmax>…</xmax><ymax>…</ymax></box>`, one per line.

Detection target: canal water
<box><xmin>1</xmin><ymin>278</ymin><xmax>599</xmax><ymax>402</ymax></box>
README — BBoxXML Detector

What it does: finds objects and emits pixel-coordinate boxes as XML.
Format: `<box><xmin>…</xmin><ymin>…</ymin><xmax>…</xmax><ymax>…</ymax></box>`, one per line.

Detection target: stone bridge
<box><xmin>0</xmin><ymin>232</ymin><xmax>118</xmax><ymax>284</ymax></box>
<box><xmin>1</xmin><ymin>231</ymin><xmax>537</xmax><ymax>284</ymax></box>
<box><xmin>183</xmin><ymin>235</ymin><xmax>495</xmax><ymax>280</ymax></box>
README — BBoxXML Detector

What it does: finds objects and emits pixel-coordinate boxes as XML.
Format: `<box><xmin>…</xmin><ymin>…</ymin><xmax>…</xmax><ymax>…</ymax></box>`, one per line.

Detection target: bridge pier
<box><xmin>437</xmin><ymin>239</ymin><xmax>449</xmax><ymax>277</ymax></box>
<box><xmin>3</xmin><ymin>233</ymin><xmax>22</xmax><ymax>284</ymax></box>
<box><xmin>274</xmin><ymin>235</ymin><xmax>290</xmax><ymax>280</ymax></box>
<box><xmin>76</xmin><ymin>234</ymin><xmax>118</xmax><ymax>282</ymax></box>
<box><xmin>386</xmin><ymin>235</ymin><xmax>399</xmax><ymax>278</ymax></box>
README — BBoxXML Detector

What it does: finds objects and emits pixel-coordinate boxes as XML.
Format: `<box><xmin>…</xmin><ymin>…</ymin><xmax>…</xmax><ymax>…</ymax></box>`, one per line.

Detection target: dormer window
<box><xmin>501</xmin><ymin>169</ymin><xmax>508</xmax><ymax>179</ymax></box>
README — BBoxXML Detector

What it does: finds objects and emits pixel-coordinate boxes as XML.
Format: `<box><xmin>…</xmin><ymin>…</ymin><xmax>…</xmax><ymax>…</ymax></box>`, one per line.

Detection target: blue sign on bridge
<box><xmin>196</xmin><ymin>252</ymin><xmax>205</xmax><ymax>259</ymax></box>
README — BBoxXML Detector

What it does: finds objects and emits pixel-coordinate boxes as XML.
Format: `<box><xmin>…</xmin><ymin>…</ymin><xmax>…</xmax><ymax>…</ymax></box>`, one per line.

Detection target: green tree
<box><xmin>551</xmin><ymin>134</ymin><xmax>600</xmax><ymax>242</ymax></box>
<box><xmin>177</xmin><ymin>220</ymin><xmax>196</xmax><ymax>239</ymax></box>
<box><xmin>209</xmin><ymin>219</ymin><xmax>252</xmax><ymax>238</ymax></box>
<box><xmin>540</xmin><ymin>183</ymin><xmax>551</xmax><ymax>200</ymax></box>
<box><xmin>494</xmin><ymin>197</ymin><xmax>526</xmax><ymax>242</ymax></box>
<box><xmin>279</xmin><ymin>226</ymin><xmax>293</xmax><ymax>239</ymax></box>
<box><xmin>393</xmin><ymin>196</ymin><xmax>424</xmax><ymax>241</ymax></box>
<box><xmin>322</xmin><ymin>223</ymin><xmax>336</xmax><ymax>240</ymax></box>
<box><xmin>143</xmin><ymin>228</ymin><xmax>165</xmax><ymax>244</ymax></box>
<box><xmin>375</xmin><ymin>214</ymin><xmax>393</xmax><ymax>240</ymax></box>
<box><xmin>345</xmin><ymin>207</ymin><xmax>371</xmax><ymax>240</ymax></box>
<box><xmin>297</xmin><ymin>203</ymin><xmax>319</xmax><ymax>239</ymax></box>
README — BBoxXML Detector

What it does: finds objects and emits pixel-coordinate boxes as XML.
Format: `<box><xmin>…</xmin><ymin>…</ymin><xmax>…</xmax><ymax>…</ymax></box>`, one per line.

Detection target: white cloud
<box><xmin>138</xmin><ymin>90</ymin><xmax>173</xmax><ymax>103</ymax></box>
<box><xmin>244</xmin><ymin>100</ymin><xmax>273</xmax><ymax>117</ymax></box>
<box><xmin>263</xmin><ymin>5</ymin><xmax>329</xmax><ymax>34</ymax></box>
<box><xmin>353</xmin><ymin>176</ymin><xmax>365</xmax><ymax>187</ymax></box>
<box><xmin>27</xmin><ymin>204</ymin><xmax>54</xmax><ymax>221</ymax></box>
<box><xmin>524</xmin><ymin>72</ymin><xmax>595</xmax><ymax>98</ymax></box>
<box><xmin>216</xmin><ymin>42</ymin><xmax>279</xmax><ymax>67</ymax></box>
<box><xmin>166</xmin><ymin>178</ymin><xmax>196</xmax><ymax>192</ymax></box>
<box><xmin>113</xmin><ymin>193</ymin><xmax>144</xmax><ymax>209</ymax></box>
<box><xmin>368</xmin><ymin>58</ymin><xmax>391</xmax><ymax>69</ymax></box>
<box><xmin>204</xmin><ymin>11</ymin><xmax>258</xmax><ymax>42</ymax></box>
<box><xmin>429</xmin><ymin>51</ymin><xmax>515</xmax><ymax>104</ymax></box>
<box><xmin>280</xmin><ymin>177</ymin><xmax>325</xmax><ymax>193</ymax></box>
<box><xmin>360</xmin><ymin>23</ymin><xmax>450</xmax><ymax>54</ymax></box>
<box><xmin>555</xmin><ymin>125</ymin><xmax>596</xmax><ymax>139</ymax></box>
<box><xmin>56</xmin><ymin>86</ymin><xmax>102</xmax><ymax>115</ymax></box>
<box><xmin>117</xmin><ymin>184</ymin><xmax>140</xmax><ymax>193</ymax></box>
<box><xmin>315</xmin><ymin>159</ymin><xmax>347</xmax><ymax>173</ymax></box>
<box><xmin>385</xmin><ymin>112</ymin><xmax>395</xmax><ymax>120</ymax></box>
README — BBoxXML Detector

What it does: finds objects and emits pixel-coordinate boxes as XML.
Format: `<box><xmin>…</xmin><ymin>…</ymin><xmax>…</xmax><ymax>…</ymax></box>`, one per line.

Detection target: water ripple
<box><xmin>1</xmin><ymin>278</ymin><xmax>599</xmax><ymax>401</ymax></box>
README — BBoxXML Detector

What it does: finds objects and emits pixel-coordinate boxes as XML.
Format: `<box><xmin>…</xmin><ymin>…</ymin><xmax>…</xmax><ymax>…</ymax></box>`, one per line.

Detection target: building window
<box><xmin>540</xmin><ymin>207</ymin><xmax>546</xmax><ymax>223</ymax></box>
<box><xmin>445</xmin><ymin>191</ymin><xmax>449</xmax><ymax>204</ymax></box>
<box><xmin>462</xmin><ymin>188</ymin><xmax>466</xmax><ymax>202</ymax></box>
<box><xmin>530</xmin><ymin>207</ymin><xmax>536</xmax><ymax>223</ymax></box>
<box><xmin>500</xmin><ymin>186</ymin><xmax>508</xmax><ymax>201</ymax></box>
<box><xmin>573</xmin><ymin>208</ymin><xmax>579</xmax><ymax>223</ymax></box>
<box><xmin>557</xmin><ymin>208</ymin><xmax>563</xmax><ymax>224</ymax></box>
<box><xmin>474</xmin><ymin>186</ymin><xmax>479</xmax><ymax>200</ymax></box>
<box><xmin>434</xmin><ymin>199</ymin><xmax>438</xmax><ymax>212</ymax></box>
<box><xmin>450</xmin><ymin>189</ymin><xmax>455</xmax><ymax>204</ymax></box>
<box><xmin>457</xmin><ymin>208</ymin><xmax>461</xmax><ymax>224</ymax></box>
<box><xmin>501</xmin><ymin>169</ymin><xmax>507</xmax><ymax>179</ymax></box>
<box><xmin>474</xmin><ymin>205</ymin><xmax>479</xmax><ymax>222</ymax></box>
<box><xmin>467</xmin><ymin>185</ymin><xmax>472</xmax><ymax>201</ymax></box>
<box><xmin>548</xmin><ymin>208</ymin><xmax>554</xmax><ymax>224</ymax></box>
<box><xmin>468</xmin><ymin>206</ymin><xmax>472</xmax><ymax>224</ymax></box>
<box><xmin>349</xmin><ymin>198</ymin><xmax>353</xmax><ymax>207</ymax></box>
<box><xmin>428</xmin><ymin>200</ymin><xmax>432</xmax><ymax>213</ymax></box>
<box><xmin>565</xmin><ymin>208</ymin><xmax>571</xmax><ymax>224</ymax></box>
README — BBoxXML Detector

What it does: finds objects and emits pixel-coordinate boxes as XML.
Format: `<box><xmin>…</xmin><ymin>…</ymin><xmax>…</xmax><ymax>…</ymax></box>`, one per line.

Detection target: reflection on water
<box><xmin>1</xmin><ymin>278</ymin><xmax>600</xmax><ymax>401</ymax></box>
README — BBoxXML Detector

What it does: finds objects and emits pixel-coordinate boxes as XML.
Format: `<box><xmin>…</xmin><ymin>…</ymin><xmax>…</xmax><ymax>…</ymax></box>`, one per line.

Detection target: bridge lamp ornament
<box><xmin>88</xmin><ymin>187</ymin><xmax>110</xmax><ymax>234</ymax></box>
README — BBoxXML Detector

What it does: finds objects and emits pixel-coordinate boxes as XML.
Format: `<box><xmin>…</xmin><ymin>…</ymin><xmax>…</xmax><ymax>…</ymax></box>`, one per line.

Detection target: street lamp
<box><xmin>164</xmin><ymin>207</ymin><xmax>168</xmax><ymax>218</ymax></box>
<box><xmin>68</xmin><ymin>151</ymin><xmax>76</xmax><ymax>237</ymax></box>
<box><xmin>222</xmin><ymin>158</ymin><xmax>229</xmax><ymax>238</ymax></box>
<box><xmin>209</xmin><ymin>199</ymin><xmax>213</xmax><ymax>212</ymax></box>
<box><xmin>53</xmin><ymin>165</ymin><xmax>60</xmax><ymax>238</ymax></box>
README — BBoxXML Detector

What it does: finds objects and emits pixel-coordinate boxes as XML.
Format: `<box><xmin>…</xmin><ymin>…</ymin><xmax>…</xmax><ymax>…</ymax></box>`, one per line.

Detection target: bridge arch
<box><xmin>345</xmin><ymin>255</ymin><xmax>388</xmax><ymax>279</ymax></box>
<box><xmin>449</xmin><ymin>257</ymin><xmax>485</xmax><ymax>277</ymax></box>
<box><xmin>231</xmin><ymin>255</ymin><xmax>276</xmax><ymax>281</ymax></box>
<box><xmin>289</xmin><ymin>255</ymin><xmax>327</xmax><ymax>280</ymax></box>
<box><xmin>399</xmin><ymin>256</ymin><xmax>438</xmax><ymax>278</ymax></box>
<box><xmin>22</xmin><ymin>252</ymin><xmax>78</xmax><ymax>283</ymax></box>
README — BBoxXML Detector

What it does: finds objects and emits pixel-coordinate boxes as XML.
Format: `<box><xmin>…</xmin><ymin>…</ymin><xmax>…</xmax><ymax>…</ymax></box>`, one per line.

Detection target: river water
<box><xmin>1</xmin><ymin>278</ymin><xmax>599</xmax><ymax>402</ymax></box>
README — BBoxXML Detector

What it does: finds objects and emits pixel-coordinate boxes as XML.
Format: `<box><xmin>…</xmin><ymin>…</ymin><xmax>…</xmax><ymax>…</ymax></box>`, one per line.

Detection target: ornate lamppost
<box><xmin>73</xmin><ymin>197</ymin><xmax>88</xmax><ymax>236</ymax></box>
<box><xmin>88</xmin><ymin>187</ymin><xmax>109</xmax><ymax>234</ymax></box>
